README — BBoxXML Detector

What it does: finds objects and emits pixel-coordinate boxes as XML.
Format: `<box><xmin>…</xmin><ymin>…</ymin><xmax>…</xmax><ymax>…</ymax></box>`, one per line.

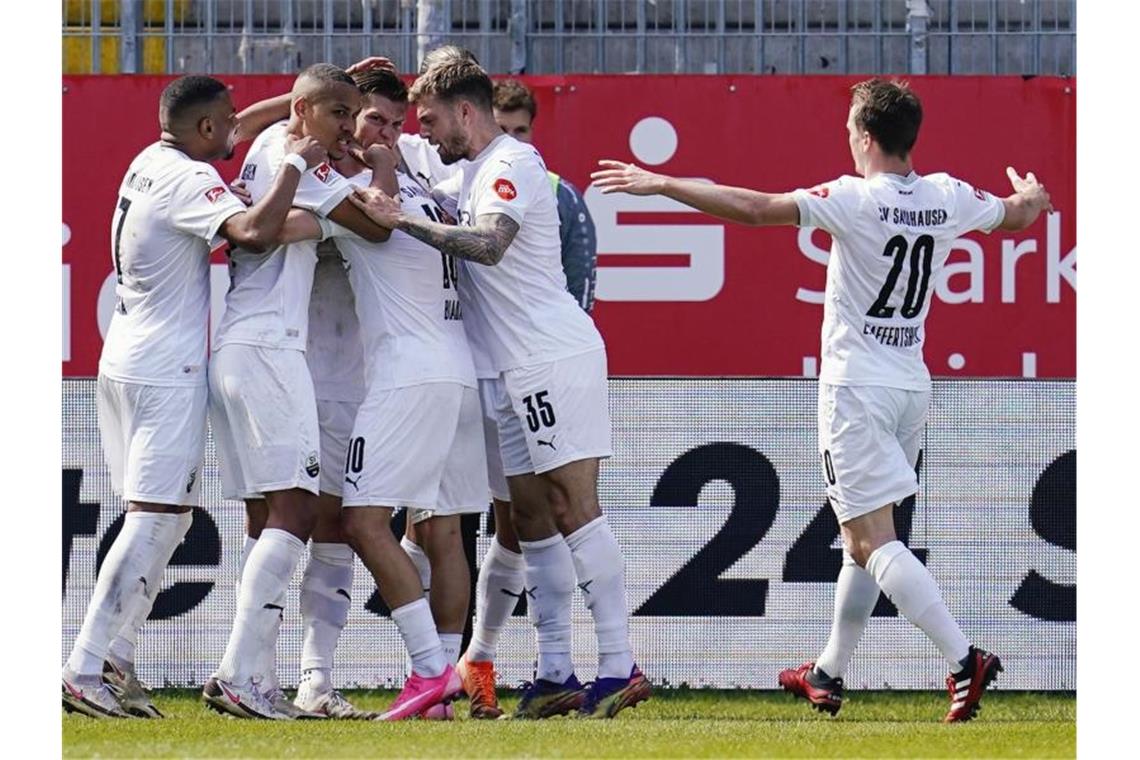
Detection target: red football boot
<box><xmin>944</xmin><ymin>647</ymin><xmax>1003</xmax><ymax>723</ymax></box>
<box><xmin>778</xmin><ymin>662</ymin><xmax>843</xmax><ymax>716</ymax></box>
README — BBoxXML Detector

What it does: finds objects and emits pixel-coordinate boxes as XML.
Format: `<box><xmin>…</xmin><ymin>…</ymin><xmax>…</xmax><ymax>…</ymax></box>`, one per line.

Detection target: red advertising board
<box><xmin>62</xmin><ymin>75</ymin><xmax>1075</xmax><ymax>378</ymax></box>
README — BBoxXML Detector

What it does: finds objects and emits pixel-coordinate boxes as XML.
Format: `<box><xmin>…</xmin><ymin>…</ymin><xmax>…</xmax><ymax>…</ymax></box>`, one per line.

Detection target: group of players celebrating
<box><xmin>63</xmin><ymin>43</ymin><xmax>1052</xmax><ymax>725</ymax></box>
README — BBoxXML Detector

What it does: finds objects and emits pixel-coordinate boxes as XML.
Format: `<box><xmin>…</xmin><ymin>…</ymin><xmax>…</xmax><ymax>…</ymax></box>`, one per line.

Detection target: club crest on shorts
<box><xmin>305</xmin><ymin>451</ymin><xmax>320</xmax><ymax>478</ymax></box>
<box><xmin>493</xmin><ymin>178</ymin><xmax>517</xmax><ymax>200</ymax></box>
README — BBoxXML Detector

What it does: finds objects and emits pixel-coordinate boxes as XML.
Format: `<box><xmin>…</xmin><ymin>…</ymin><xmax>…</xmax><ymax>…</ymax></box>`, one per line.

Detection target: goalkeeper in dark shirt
<box><xmin>492</xmin><ymin>79</ymin><xmax>597</xmax><ymax>313</ymax></box>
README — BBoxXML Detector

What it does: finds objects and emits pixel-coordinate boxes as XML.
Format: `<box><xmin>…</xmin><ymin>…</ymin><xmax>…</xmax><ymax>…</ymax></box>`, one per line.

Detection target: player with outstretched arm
<box><xmin>591</xmin><ymin>78</ymin><xmax>1051</xmax><ymax>723</ymax></box>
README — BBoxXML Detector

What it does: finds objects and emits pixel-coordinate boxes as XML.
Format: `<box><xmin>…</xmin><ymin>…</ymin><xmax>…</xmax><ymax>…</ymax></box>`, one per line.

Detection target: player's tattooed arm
<box><xmin>400</xmin><ymin>213</ymin><xmax>519</xmax><ymax>266</ymax></box>
<box><xmin>348</xmin><ymin>186</ymin><xmax>519</xmax><ymax>265</ymax></box>
<box><xmin>591</xmin><ymin>159</ymin><xmax>800</xmax><ymax>227</ymax></box>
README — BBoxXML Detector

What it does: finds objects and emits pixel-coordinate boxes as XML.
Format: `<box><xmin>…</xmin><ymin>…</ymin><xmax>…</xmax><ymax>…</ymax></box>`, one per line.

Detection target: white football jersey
<box><xmin>330</xmin><ymin>169</ymin><xmax>477</xmax><ymax>390</ymax></box>
<box><xmin>793</xmin><ymin>171</ymin><xmax>1005</xmax><ymax>390</ymax></box>
<box><xmin>99</xmin><ymin>142</ymin><xmax>246</xmax><ymax>386</ymax></box>
<box><xmin>306</xmin><ymin>241</ymin><xmax>366</xmax><ymax>402</ymax></box>
<box><xmin>213</xmin><ymin>122</ymin><xmax>353</xmax><ymax>352</ymax></box>
<box><xmin>455</xmin><ymin>134</ymin><xmax>603</xmax><ymax>374</ymax></box>
<box><xmin>398</xmin><ymin>133</ymin><xmax>459</xmax><ymax>192</ymax></box>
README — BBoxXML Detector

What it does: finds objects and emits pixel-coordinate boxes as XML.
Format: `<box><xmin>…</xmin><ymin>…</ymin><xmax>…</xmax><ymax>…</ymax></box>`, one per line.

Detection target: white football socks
<box><xmin>865</xmin><ymin>540</ymin><xmax>970</xmax><ymax>672</ymax></box>
<box><xmin>390</xmin><ymin>597</ymin><xmax>447</xmax><ymax>678</ymax></box>
<box><xmin>298</xmin><ymin>542</ymin><xmax>354</xmax><ymax>693</ymax></box>
<box><xmin>236</xmin><ymin>535</ymin><xmax>257</xmax><ymax>589</ymax></box>
<box><xmin>67</xmin><ymin>512</ymin><xmax>188</xmax><ymax>678</ymax></box>
<box><xmin>440</xmin><ymin>633</ymin><xmax>463</xmax><ymax>667</ymax></box>
<box><xmin>399</xmin><ymin>535</ymin><xmax>432</xmax><ymax>596</ymax></box>
<box><xmin>519</xmin><ymin>534</ymin><xmax>575</xmax><ymax>684</ymax></box>
<box><xmin>814</xmin><ymin>549</ymin><xmax>880</xmax><ymax>679</ymax></box>
<box><xmin>565</xmin><ymin>516</ymin><xmax>635</xmax><ymax>679</ymax></box>
<box><xmin>468</xmin><ymin>538</ymin><xmax>526</xmax><ymax>662</ymax></box>
<box><xmin>107</xmin><ymin>511</ymin><xmax>193</xmax><ymax>669</ymax></box>
<box><xmin>216</xmin><ymin>529</ymin><xmax>304</xmax><ymax>685</ymax></box>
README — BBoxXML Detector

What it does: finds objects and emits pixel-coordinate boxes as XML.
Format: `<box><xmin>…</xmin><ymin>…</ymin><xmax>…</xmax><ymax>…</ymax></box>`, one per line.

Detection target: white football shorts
<box><xmin>817</xmin><ymin>381</ymin><xmax>928</xmax><ymax>524</ymax></box>
<box><xmin>316</xmin><ymin>398</ymin><xmax>360</xmax><ymax>497</ymax></box>
<box><xmin>208</xmin><ymin>344</ymin><xmax>321</xmax><ymax>500</ymax></box>
<box><xmin>97</xmin><ymin>375</ymin><xmax>206</xmax><ymax>506</ymax></box>
<box><xmin>478</xmin><ymin>378</ymin><xmax>511</xmax><ymax>503</ymax></box>
<box><xmin>498</xmin><ymin>348</ymin><xmax>613</xmax><ymax>477</ymax></box>
<box><xmin>341</xmin><ymin>382</ymin><xmax>488</xmax><ymax>514</ymax></box>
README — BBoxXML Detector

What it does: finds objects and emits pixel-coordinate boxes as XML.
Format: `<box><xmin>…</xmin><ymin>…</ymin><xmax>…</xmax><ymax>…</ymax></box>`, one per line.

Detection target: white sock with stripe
<box><xmin>865</xmin><ymin>540</ymin><xmax>969</xmax><ymax>672</ymax></box>
<box><xmin>814</xmin><ymin>549</ymin><xmax>880</xmax><ymax>679</ymax></box>
<box><xmin>107</xmin><ymin>511</ymin><xmax>194</xmax><ymax>669</ymax></box>
<box><xmin>67</xmin><ymin>512</ymin><xmax>187</xmax><ymax>678</ymax></box>
<box><xmin>216</xmin><ymin>529</ymin><xmax>305</xmax><ymax>685</ymax></box>
<box><xmin>519</xmin><ymin>534</ymin><xmax>575</xmax><ymax>683</ymax></box>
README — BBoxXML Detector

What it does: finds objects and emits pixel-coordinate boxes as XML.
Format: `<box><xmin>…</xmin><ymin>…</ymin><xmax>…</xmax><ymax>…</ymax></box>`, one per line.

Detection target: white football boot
<box><xmin>102</xmin><ymin>659</ymin><xmax>163</xmax><ymax>718</ymax></box>
<box><xmin>201</xmin><ymin>676</ymin><xmax>286</xmax><ymax>720</ymax></box>
<box><xmin>62</xmin><ymin>667</ymin><xmax>130</xmax><ymax>719</ymax></box>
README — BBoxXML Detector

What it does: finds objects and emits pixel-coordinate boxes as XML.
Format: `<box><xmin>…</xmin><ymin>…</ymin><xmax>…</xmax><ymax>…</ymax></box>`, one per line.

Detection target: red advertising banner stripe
<box><xmin>62</xmin><ymin>75</ymin><xmax>1075</xmax><ymax>378</ymax></box>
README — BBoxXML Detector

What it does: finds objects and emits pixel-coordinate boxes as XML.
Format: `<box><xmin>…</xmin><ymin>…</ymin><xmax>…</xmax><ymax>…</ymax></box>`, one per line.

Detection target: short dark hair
<box><xmin>493</xmin><ymin>79</ymin><xmax>536</xmax><ymax>120</ymax></box>
<box><xmin>298</xmin><ymin>62</ymin><xmax>356</xmax><ymax>89</ymax></box>
<box><xmin>849</xmin><ymin>78</ymin><xmax>923</xmax><ymax>158</ymax></box>
<box><xmin>159</xmin><ymin>75</ymin><xmax>228</xmax><ymax>125</ymax></box>
<box><xmin>409</xmin><ymin>60</ymin><xmax>493</xmax><ymax>112</ymax></box>
<box><xmin>353</xmin><ymin>68</ymin><xmax>408</xmax><ymax>103</ymax></box>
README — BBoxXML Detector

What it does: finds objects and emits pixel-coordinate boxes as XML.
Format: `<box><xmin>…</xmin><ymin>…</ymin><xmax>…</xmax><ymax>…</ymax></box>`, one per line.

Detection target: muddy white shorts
<box><xmin>341</xmin><ymin>382</ymin><xmax>488</xmax><ymax>513</ymax></box>
<box><xmin>97</xmin><ymin>375</ymin><xmax>206</xmax><ymax>506</ymax></box>
<box><xmin>208</xmin><ymin>344</ymin><xmax>321</xmax><ymax>500</ymax></box>
<box><xmin>497</xmin><ymin>348</ymin><xmax>613</xmax><ymax>477</ymax></box>
<box><xmin>315</xmin><ymin>398</ymin><xmax>360</xmax><ymax>497</ymax></box>
<box><xmin>818</xmin><ymin>381</ymin><xmax>928</xmax><ymax>524</ymax></box>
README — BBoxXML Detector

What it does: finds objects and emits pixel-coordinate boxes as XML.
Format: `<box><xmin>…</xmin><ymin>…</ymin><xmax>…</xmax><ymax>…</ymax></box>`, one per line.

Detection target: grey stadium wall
<box><xmin>62</xmin><ymin>378</ymin><xmax>1074</xmax><ymax>690</ymax></box>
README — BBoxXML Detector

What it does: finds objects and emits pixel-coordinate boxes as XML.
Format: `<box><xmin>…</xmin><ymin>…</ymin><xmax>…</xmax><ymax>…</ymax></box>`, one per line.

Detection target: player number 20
<box><xmin>522</xmin><ymin>391</ymin><xmax>556</xmax><ymax>433</ymax></box>
<box><xmin>866</xmin><ymin>234</ymin><xmax>935</xmax><ymax>319</ymax></box>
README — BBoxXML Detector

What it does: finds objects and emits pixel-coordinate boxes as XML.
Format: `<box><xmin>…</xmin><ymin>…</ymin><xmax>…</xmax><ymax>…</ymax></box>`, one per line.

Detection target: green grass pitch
<box><xmin>63</xmin><ymin>689</ymin><xmax>1075</xmax><ymax>758</ymax></box>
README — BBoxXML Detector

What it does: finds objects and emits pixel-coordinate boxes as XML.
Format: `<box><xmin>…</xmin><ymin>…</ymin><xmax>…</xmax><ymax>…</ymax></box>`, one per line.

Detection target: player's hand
<box><xmin>590</xmin><ymin>160</ymin><xmax>667</xmax><ymax>196</ymax></box>
<box><xmin>285</xmin><ymin>134</ymin><xmax>328</xmax><ymax>169</ymax></box>
<box><xmin>1006</xmin><ymin>166</ymin><xmax>1053</xmax><ymax>213</ymax></box>
<box><xmin>228</xmin><ymin>179</ymin><xmax>253</xmax><ymax>207</ymax></box>
<box><xmin>346</xmin><ymin>56</ymin><xmax>397</xmax><ymax>76</ymax></box>
<box><xmin>349</xmin><ymin>186</ymin><xmax>402</xmax><ymax>229</ymax></box>
<box><xmin>360</xmin><ymin>143</ymin><xmax>399</xmax><ymax>174</ymax></box>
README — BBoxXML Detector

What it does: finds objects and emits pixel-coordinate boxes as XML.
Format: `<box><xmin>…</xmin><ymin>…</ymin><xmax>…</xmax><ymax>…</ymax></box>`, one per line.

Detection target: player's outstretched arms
<box><xmin>591</xmin><ymin>159</ymin><xmax>800</xmax><ymax>226</ymax></box>
<box><xmin>349</xmin><ymin>186</ymin><xmax>518</xmax><ymax>265</ymax></box>
<box><xmin>997</xmin><ymin>166</ymin><xmax>1053</xmax><ymax>232</ymax></box>
<box><xmin>219</xmin><ymin>135</ymin><xmax>327</xmax><ymax>252</ymax></box>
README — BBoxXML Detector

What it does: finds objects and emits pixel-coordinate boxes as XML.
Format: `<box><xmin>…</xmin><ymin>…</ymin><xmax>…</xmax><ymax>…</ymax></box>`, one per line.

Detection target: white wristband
<box><xmin>282</xmin><ymin>153</ymin><xmax>308</xmax><ymax>175</ymax></box>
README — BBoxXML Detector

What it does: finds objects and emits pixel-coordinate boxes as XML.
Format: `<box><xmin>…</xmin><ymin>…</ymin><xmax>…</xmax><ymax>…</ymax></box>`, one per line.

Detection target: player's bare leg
<box><xmin>404</xmin><ymin>515</ymin><xmax>470</xmax><ymax>721</ymax></box>
<box><xmin>508</xmin><ymin>473</ymin><xmax>585</xmax><ymax>719</ymax></box>
<box><xmin>64</xmin><ymin>501</ymin><xmax>192</xmax><ymax>719</ymax></box>
<box><xmin>208</xmin><ymin>488</ymin><xmax>316</xmax><ymax>719</ymax></box>
<box><xmin>459</xmin><ymin>497</ymin><xmax>522</xmax><ymax>719</ymax></box>
<box><xmin>341</xmin><ymin>506</ymin><xmax>459</xmax><ymax>720</ymax></box>
<box><xmin>407</xmin><ymin>515</ymin><xmax>469</xmax><ymax>662</ymax></box>
<box><xmin>843</xmin><ymin>503</ymin><xmax>1002</xmax><ymax>722</ymax></box>
<box><xmin>543</xmin><ymin>458</ymin><xmax>649</xmax><ymax>718</ymax></box>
